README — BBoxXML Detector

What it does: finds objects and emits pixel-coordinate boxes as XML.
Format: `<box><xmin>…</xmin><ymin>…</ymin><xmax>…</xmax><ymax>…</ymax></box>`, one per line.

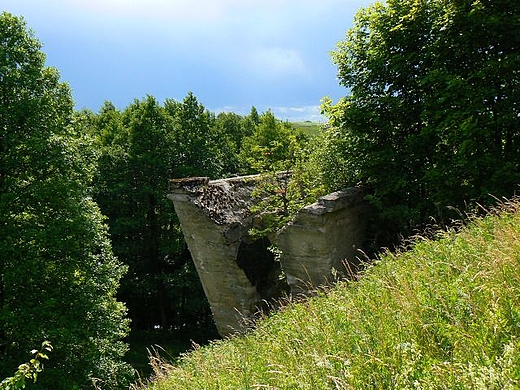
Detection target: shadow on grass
<box><xmin>126</xmin><ymin>326</ymin><xmax>220</xmax><ymax>380</ymax></box>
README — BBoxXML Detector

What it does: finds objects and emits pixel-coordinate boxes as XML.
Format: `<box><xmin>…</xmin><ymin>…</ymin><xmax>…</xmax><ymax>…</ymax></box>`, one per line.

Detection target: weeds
<box><xmin>137</xmin><ymin>198</ymin><xmax>520</xmax><ymax>389</ymax></box>
<box><xmin>0</xmin><ymin>341</ymin><xmax>52</xmax><ymax>390</ymax></box>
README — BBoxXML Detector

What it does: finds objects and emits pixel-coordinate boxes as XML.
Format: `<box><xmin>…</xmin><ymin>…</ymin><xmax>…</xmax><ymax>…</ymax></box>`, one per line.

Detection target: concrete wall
<box><xmin>168</xmin><ymin>175</ymin><xmax>368</xmax><ymax>336</ymax></box>
<box><xmin>168</xmin><ymin>176</ymin><xmax>260</xmax><ymax>336</ymax></box>
<box><xmin>275</xmin><ymin>187</ymin><xmax>367</xmax><ymax>295</ymax></box>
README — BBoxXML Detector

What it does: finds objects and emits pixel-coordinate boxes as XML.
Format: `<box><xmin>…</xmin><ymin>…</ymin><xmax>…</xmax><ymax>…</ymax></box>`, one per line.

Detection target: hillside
<box><xmin>135</xmin><ymin>199</ymin><xmax>520</xmax><ymax>389</ymax></box>
<box><xmin>290</xmin><ymin>121</ymin><xmax>321</xmax><ymax>137</ymax></box>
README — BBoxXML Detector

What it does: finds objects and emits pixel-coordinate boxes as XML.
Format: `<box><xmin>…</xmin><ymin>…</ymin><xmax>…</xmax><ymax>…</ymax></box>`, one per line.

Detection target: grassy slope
<box><xmin>290</xmin><ymin>121</ymin><xmax>321</xmax><ymax>137</ymax></box>
<box><xmin>138</xmin><ymin>200</ymin><xmax>520</xmax><ymax>389</ymax></box>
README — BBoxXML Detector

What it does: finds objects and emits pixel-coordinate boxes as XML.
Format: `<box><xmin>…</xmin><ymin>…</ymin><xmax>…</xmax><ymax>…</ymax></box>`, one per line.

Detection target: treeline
<box><xmin>80</xmin><ymin>95</ymin><xmax>309</xmax><ymax>333</ymax></box>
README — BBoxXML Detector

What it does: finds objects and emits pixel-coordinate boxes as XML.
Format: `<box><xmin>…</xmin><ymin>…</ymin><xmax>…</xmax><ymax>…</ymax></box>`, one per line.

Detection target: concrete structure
<box><xmin>275</xmin><ymin>187</ymin><xmax>367</xmax><ymax>295</ymax></box>
<box><xmin>168</xmin><ymin>175</ymin><xmax>368</xmax><ymax>336</ymax></box>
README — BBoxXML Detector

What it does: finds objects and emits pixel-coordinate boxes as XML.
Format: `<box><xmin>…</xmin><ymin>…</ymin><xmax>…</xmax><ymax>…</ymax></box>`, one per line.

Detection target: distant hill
<box><xmin>290</xmin><ymin>121</ymin><xmax>321</xmax><ymax>137</ymax></box>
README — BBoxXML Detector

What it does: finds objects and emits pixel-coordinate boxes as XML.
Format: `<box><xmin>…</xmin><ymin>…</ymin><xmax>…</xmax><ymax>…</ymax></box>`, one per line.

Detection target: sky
<box><xmin>3</xmin><ymin>0</ymin><xmax>374</xmax><ymax>122</ymax></box>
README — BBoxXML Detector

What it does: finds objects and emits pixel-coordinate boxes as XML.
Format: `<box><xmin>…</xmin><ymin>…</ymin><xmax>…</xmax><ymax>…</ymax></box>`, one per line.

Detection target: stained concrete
<box><xmin>168</xmin><ymin>175</ymin><xmax>368</xmax><ymax>336</ymax></box>
<box><xmin>275</xmin><ymin>187</ymin><xmax>367</xmax><ymax>295</ymax></box>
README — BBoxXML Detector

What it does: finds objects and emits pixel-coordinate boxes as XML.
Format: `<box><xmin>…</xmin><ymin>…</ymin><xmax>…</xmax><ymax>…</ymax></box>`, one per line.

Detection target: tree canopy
<box><xmin>322</xmin><ymin>0</ymin><xmax>520</xmax><ymax>245</ymax></box>
<box><xmin>0</xmin><ymin>13</ymin><xmax>132</xmax><ymax>388</ymax></box>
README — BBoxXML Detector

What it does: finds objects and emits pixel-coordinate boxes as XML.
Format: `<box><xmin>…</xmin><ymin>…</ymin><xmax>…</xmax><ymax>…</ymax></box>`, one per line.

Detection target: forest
<box><xmin>1</xmin><ymin>0</ymin><xmax>519</xmax><ymax>388</ymax></box>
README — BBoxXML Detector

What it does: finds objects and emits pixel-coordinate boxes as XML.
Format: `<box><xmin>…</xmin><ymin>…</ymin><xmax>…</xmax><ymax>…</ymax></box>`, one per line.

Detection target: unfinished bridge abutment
<box><xmin>168</xmin><ymin>175</ymin><xmax>368</xmax><ymax>336</ymax></box>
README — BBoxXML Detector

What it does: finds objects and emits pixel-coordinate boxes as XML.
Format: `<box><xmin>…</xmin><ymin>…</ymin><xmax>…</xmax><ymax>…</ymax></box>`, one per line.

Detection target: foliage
<box><xmin>0</xmin><ymin>342</ymin><xmax>52</xmax><ymax>390</ymax></box>
<box><xmin>239</xmin><ymin>110</ymin><xmax>301</xmax><ymax>174</ymax></box>
<box><xmin>322</xmin><ymin>0</ymin><xmax>520</xmax><ymax>246</ymax></box>
<box><xmin>165</xmin><ymin>92</ymin><xmax>222</xmax><ymax>177</ymax></box>
<box><xmin>249</xmin><ymin>172</ymin><xmax>293</xmax><ymax>239</ymax></box>
<box><xmin>0</xmin><ymin>13</ymin><xmax>132</xmax><ymax>388</ymax></box>
<box><xmin>89</xmin><ymin>97</ymin><xmax>320</xmax><ymax>376</ymax></box>
<box><xmin>290</xmin><ymin>121</ymin><xmax>321</xmax><ymax>137</ymax></box>
<box><xmin>89</xmin><ymin>95</ymin><xmax>219</xmax><ymax>333</ymax></box>
<box><xmin>239</xmin><ymin>111</ymin><xmax>325</xmax><ymax>238</ymax></box>
<box><xmin>212</xmin><ymin>111</ymin><xmax>255</xmax><ymax>175</ymax></box>
<box><xmin>135</xmin><ymin>198</ymin><xmax>520</xmax><ymax>390</ymax></box>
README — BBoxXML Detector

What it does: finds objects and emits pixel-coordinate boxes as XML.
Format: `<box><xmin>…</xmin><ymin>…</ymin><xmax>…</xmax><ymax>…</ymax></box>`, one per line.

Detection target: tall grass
<box><xmin>136</xmin><ymin>199</ymin><xmax>520</xmax><ymax>389</ymax></box>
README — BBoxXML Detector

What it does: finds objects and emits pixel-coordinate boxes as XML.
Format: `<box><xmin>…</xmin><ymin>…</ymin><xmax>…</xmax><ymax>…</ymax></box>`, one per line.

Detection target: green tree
<box><xmin>239</xmin><ymin>110</ymin><xmax>304</xmax><ymax>173</ymax></box>
<box><xmin>91</xmin><ymin>96</ymin><xmax>214</xmax><ymax>332</ymax></box>
<box><xmin>238</xmin><ymin>111</ymin><xmax>320</xmax><ymax>237</ymax></box>
<box><xmin>0</xmin><ymin>13</ymin><xmax>132</xmax><ymax>388</ymax></box>
<box><xmin>124</xmin><ymin>96</ymin><xmax>190</xmax><ymax>329</ymax></box>
<box><xmin>249</xmin><ymin>106</ymin><xmax>260</xmax><ymax>126</ymax></box>
<box><xmin>212</xmin><ymin>112</ymin><xmax>253</xmax><ymax>176</ymax></box>
<box><xmin>166</xmin><ymin>92</ymin><xmax>221</xmax><ymax>177</ymax></box>
<box><xmin>323</xmin><ymin>0</ymin><xmax>520</xmax><ymax>245</ymax></box>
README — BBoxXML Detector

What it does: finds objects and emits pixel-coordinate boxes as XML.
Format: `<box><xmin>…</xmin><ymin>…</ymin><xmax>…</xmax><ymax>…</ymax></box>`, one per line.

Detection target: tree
<box><xmin>322</xmin><ymin>0</ymin><xmax>520</xmax><ymax>245</ymax></box>
<box><xmin>239</xmin><ymin>110</ymin><xmax>303</xmax><ymax>173</ymax></box>
<box><xmin>91</xmin><ymin>96</ymin><xmax>215</xmax><ymax>332</ymax></box>
<box><xmin>0</xmin><ymin>13</ymin><xmax>132</xmax><ymax>388</ymax></box>
<box><xmin>123</xmin><ymin>96</ymin><xmax>193</xmax><ymax>330</ymax></box>
<box><xmin>238</xmin><ymin>111</ymin><xmax>320</xmax><ymax>238</ymax></box>
<box><xmin>213</xmin><ymin>112</ymin><xmax>253</xmax><ymax>176</ymax></box>
<box><xmin>166</xmin><ymin>92</ymin><xmax>221</xmax><ymax>177</ymax></box>
<box><xmin>249</xmin><ymin>106</ymin><xmax>260</xmax><ymax>126</ymax></box>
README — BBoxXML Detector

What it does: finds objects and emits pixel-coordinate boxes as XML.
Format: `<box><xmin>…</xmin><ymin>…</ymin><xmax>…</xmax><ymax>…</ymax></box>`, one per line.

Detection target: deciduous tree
<box><xmin>0</xmin><ymin>13</ymin><xmax>132</xmax><ymax>388</ymax></box>
<box><xmin>323</xmin><ymin>0</ymin><xmax>520</xmax><ymax>245</ymax></box>
<box><xmin>91</xmin><ymin>96</ymin><xmax>215</xmax><ymax>332</ymax></box>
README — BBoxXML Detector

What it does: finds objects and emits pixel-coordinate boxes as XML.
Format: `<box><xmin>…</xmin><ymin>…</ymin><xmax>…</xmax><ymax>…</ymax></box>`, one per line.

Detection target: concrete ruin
<box><xmin>276</xmin><ymin>187</ymin><xmax>367</xmax><ymax>295</ymax></box>
<box><xmin>168</xmin><ymin>175</ymin><xmax>368</xmax><ymax>336</ymax></box>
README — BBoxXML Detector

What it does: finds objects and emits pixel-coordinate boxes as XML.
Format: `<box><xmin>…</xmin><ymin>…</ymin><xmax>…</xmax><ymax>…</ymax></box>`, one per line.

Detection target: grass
<box><xmin>126</xmin><ymin>327</ymin><xmax>220</xmax><ymax>381</ymax></box>
<box><xmin>134</xmin><ymin>199</ymin><xmax>520</xmax><ymax>389</ymax></box>
<box><xmin>290</xmin><ymin>121</ymin><xmax>322</xmax><ymax>137</ymax></box>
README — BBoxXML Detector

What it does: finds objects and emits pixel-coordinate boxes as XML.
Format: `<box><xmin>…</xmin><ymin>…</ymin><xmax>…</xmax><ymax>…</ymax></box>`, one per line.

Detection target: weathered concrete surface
<box><xmin>275</xmin><ymin>187</ymin><xmax>367</xmax><ymax>295</ymax></box>
<box><xmin>168</xmin><ymin>176</ymin><xmax>260</xmax><ymax>336</ymax></box>
<box><xmin>168</xmin><ymin>175</ymin><xmax>368</xmax><ymax>336</ymax></box>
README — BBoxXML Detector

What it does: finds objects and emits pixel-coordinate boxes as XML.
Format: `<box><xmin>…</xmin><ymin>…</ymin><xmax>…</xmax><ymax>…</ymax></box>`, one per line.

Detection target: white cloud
<box><xmin>248</xmin><ymin>47</ymin><xmax>309</xmax><ymax>80</ymax></box>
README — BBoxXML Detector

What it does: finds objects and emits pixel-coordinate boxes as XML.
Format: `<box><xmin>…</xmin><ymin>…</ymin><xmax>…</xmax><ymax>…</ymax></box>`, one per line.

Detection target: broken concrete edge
<box><xmin>169</xmin><ymin>176</ymin><xmax>210</xmax><ymax>190</ymax></box>
<box><xmin>168</xmin><ymin>171</ymin><xmax>292</xmax><ymax>192</ymax></box>
<box><xmin>168</xmin><ymin>174</ymin><xmax>253</xmax><ymax>191</ymax></box>
<box><xmin>304</xmin><ymin>187</ymin><xmax>366</xmax><ymax>215</ymax></box>
<box><xmin>168</xmin><ymin>174</ymin><xmax>367</xmax><ymax>240</ymax></box>
<box><xmin>168</xmin><ymin>172</ymin><xmax>293</xmax><ymax>226</ymax></box>
<box><xmin>275</xmin><ymin>187</ymin><xmax>367</xmax><ymax>235</ymax></box>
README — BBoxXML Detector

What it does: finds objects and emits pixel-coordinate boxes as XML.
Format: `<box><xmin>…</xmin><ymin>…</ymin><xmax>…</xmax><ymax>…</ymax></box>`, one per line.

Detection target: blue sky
<box><xmin>3</xmin><ymin>0</ymin><xmax>373</xmax><ymax>121</ymax></box>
